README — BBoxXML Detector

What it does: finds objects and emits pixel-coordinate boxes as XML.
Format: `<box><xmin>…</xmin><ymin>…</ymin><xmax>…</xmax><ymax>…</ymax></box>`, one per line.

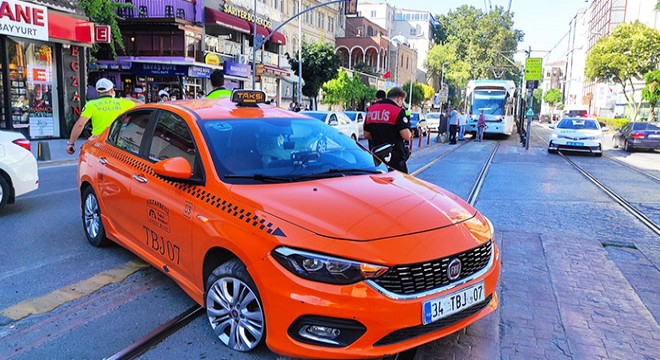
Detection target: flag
<box><xmin>383</xmin><ymin>71</ymin><xmax>391</xmax><ymax>79</ymax></box>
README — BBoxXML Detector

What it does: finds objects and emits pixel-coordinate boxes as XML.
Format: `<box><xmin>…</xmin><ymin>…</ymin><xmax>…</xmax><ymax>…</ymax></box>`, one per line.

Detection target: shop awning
<box><xmin>248</xmin><ymin>24</ymin><xmax>269</xmax><ymax>38</ymax></box>
<box><xmin>269</xmin><ymin>31</ymin><xmax>286</xmax><ymax>45</ymax></box>
<box><xmin>49</xmin><ymin>11</ymin><xmax>94</xmax><ymax>45</ymax></box>
<box><xmin>263</xmin><ymin>64</ymin><xmax>290</xmax><ymax>77</ymax></box>
<box><xmin>204</xmin><ymin>7</ymin><xmax>251</xmax><ymax>34</ymax></box>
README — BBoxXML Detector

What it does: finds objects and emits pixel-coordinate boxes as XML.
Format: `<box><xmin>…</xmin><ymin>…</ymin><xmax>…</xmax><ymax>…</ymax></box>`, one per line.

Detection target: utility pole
<box><xmin>526</xmin><ymin>46</ymin><xmax>533</xmax><ymax>150</ymax></box>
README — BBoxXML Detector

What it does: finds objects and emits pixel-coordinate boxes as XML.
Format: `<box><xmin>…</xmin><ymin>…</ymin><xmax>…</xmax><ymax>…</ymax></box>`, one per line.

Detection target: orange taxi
<box><xmin>77</xmin><ymin>90</ymin><xmax>500</xmax><ymax>359</ymax></box>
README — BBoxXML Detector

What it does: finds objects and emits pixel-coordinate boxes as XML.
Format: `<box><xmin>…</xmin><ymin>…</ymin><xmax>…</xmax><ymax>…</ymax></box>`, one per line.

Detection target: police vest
<box><xmin>206</xmin><ymin>88</ymin><xmax>232</xmax><ymax>99</ymax></box>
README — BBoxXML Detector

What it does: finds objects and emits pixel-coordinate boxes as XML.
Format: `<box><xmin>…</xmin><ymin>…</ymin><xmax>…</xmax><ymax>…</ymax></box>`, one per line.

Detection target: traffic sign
<box><xmin>526</xmin><ymin>107</ymin><xmax>535</xmax><ymax>117</ymax></box>
<box><xmin>524</xmin><ymin>58</ymin><xmax>542</xmax><ymax>81</ymax></box>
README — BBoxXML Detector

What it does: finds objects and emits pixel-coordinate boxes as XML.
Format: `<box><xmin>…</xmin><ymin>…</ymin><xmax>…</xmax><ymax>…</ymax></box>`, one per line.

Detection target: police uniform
<box><xmin>206</xmin><ymin>88</ymin><xmax>232</xmax><ymax>99</ymax></box>
<box><xmin>80</xmin><ymin>96</ymin><xmax>136</xmax><ymax>136</ymax></box>
<box><xmin>364</xmin><ymin>98</ymin><xmax>411</xmax><ymax>173</ymax></box>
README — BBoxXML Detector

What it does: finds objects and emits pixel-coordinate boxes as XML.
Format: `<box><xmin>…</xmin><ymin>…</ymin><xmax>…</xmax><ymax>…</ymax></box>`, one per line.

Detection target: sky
<box><xmin>383</xmin><ymin>0</ymin><xmax>589</xmax><ymax>63</ymax></box>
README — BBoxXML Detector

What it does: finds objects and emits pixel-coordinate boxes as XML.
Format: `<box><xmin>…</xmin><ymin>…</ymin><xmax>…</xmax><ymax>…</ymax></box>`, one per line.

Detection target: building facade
<box><xmin>0</xmin><ymin>0</ymin><xmax>95</xmax><ymax>139</ymax></box>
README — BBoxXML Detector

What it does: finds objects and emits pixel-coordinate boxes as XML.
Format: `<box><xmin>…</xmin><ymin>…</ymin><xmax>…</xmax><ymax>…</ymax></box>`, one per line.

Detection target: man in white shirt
<box><xmin>458</xmin><ymin>109</ymin><xmax>468</xmax><ymax>141</ymax></box>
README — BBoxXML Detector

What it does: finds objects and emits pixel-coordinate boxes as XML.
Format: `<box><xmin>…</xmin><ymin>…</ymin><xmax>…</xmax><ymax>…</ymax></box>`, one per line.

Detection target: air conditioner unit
<box><xmin>234</xmin><ymin>54</ymin><xmax>248</xmax><ymax>64</ymax></box>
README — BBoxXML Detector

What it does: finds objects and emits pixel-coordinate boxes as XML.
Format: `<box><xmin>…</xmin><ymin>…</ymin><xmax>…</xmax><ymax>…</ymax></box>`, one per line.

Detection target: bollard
<box><xmin>37</xmin><ymin>142</ymin><xmax>51</xmax><ymax>161</ymax></box>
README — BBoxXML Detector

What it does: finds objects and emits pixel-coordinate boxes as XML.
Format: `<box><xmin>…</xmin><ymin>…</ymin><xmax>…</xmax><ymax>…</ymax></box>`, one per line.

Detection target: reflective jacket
<box><xmin>206</xmin><ymin>88</ymin><xmax>232</xmax><ymax>99</ymax></box>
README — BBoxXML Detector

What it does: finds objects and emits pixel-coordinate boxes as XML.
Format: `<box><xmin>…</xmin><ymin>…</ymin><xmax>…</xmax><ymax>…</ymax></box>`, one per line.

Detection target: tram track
<box><xmin>532</xmin><ymin>131</ymin><xmax>660</xmax><ymax>237</ymax></box>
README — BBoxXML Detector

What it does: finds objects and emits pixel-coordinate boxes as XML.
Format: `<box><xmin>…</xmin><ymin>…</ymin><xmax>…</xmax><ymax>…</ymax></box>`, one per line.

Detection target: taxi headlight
<box><xmin>550</xmin><ymin>133</ymin><xmax>559</xmax><ymax>139</ymax></box>
<box><xmin>272</xmin><ymin>247</ymin><xmax>389</xmax><ymax>285</ymax></box>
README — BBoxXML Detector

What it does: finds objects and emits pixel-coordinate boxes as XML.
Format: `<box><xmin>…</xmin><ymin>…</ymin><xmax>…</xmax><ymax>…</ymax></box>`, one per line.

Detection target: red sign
<box><xmin>33</xmin><ymin>67</ymin><xmax>47</xmax><ymax>82</ymax></box>
<box><xmin>95</xmin><ymin>25</ymin><xmax>111</xmax><ymax>43</ymax></box>
<box><xmin>0</xmin><ymin>0</ymin><xmax>48</xmax><ymax>40</ymax></box>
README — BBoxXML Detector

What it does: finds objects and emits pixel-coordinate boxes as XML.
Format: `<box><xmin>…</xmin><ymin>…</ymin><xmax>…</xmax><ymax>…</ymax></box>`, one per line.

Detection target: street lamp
<box><xmin>440</xmin><ymin>61</ymin><xmax>448</xmax><ymax>90</ymax></box>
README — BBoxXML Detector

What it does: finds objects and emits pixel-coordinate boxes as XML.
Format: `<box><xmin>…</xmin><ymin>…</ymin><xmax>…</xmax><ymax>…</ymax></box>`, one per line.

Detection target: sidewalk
<box><xmin>30</xmin><ymin>138</ymin><xmax>78</xmax><ymax>167</ymax></box>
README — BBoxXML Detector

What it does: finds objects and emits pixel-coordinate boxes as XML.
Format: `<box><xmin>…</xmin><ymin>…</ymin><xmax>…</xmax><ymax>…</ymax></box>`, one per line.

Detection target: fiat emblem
<box><xmin>447</xmin><ymin>258</ymin><xmax>462</xmax><ymax>281</ymax></box>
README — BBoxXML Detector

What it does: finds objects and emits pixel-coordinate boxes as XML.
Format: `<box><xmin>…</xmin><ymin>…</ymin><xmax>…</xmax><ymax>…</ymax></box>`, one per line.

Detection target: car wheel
<box><xmin>0</xmin><ymin>175</ymin><xmax>10</xmax><ymax>210</ymax></box>
<box><xmin>82</xmin><ymin>186</ymin><xmax>110</xmax><ymax>247</ymax></box>
<box><xmin>595</xmin><ymin>152</ymin><xmax>602</xmax><ymax>157</ymax></box>
<box><xmin>612</xmin><ymin>136</ymin><xmax>619</xmax><ymax>148</ymax></box>
<box><xmin>624</xmin><ymin>140</ymin><xmax>634</xmax><ymax>152</ymax></box>
<box><xmin>206</xmin><ymin>259</ymin><xmax>265</xmax><ymax>352</ymax></box>
<box><xmin>548</xmin><ymin>148</ymin><xmax>557</xmax><ymax>154</ymax></box>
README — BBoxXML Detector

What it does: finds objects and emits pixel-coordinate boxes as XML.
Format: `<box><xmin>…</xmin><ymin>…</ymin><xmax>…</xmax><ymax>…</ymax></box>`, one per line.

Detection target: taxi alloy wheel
<box><xmin>82</xmin><ymin>187</ymin><xmax>110</xmax><ymax>247</ymax></box>
<box><xmin>0</xmin><ymin>175</ymin><xmax>9</xmax><ymax>209</ymax></box>
<box><xmin>206</xmin><ymin>259</ymin><xmax>265</xmax><ymax>352</ymax></box>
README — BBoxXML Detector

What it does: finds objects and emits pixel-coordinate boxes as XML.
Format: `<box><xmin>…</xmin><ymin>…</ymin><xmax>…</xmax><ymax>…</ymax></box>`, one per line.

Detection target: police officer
<box><xmin>66</xmin><ymin>78</ymin><xmax>142</xmax><ymax>154</ymax></box>
<box><xmin>206</xmin><ymin>69</ymin><xmax>232</xmax><ymax>98</ymax></box>
<box><xmin>364</xmin><ymin>87</ymin><xmax>412</xmax><ymax>173</ymax></box>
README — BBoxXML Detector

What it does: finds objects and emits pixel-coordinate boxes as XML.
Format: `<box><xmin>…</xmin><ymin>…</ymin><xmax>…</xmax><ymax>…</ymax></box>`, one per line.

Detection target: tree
<box><xmin>543</xmin><ymin>89</ymin><xmax>562</xmax><ymax>118</ymax></box>
<box><xmin>288</xmin><ymin>42</ymin><xmax>341</xmax><ymax>109</ymax></box>
<box><xmin>402</xmin><ymin>82</ymin><xmax>425</xmax><ymax>107</ymax></box>
<box><xmin>585</xmin><ymin>21</ymin><xmax>660</xmax><ymax>120</ymax></box>
<box><xmin>79</xmin><ymin>0</ymin><xmax>134</xmax><ymax>58</ymax></box>
<box><xmin>533</xmin><ymin>88</ymin><xmax>543</xmax><ymax>113</ymax></box>
<box><xmin>322</xmin><ymin>70</ymin><xmax>375</xmax><ymax>110</ymax></box>
<box><xmin>642</xmin><ymin>70</ymin><xmax>660</xmax><ymax>121</ymax></box>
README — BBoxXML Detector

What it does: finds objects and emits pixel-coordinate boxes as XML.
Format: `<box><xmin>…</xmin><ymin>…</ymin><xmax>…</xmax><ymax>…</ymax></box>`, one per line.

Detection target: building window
<box><xmin>371</xmin><ymin>10</ymin><xmax>376</xmax><ymax>17</ymax></box>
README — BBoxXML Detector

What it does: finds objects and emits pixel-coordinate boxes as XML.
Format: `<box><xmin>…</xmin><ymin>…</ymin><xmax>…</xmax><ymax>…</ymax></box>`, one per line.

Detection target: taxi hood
<box><xmin>229</xmin><ymin>172</ymin><xmax>476</xmax><ymax>240</ymax></box>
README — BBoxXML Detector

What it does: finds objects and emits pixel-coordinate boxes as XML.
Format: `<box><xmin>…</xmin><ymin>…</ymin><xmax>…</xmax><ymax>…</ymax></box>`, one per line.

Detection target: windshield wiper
<box><xmin>297</xmin><ymin>168</ymin><xmax>383</xmax><ymax>179</ymax></box>
<box><xmin>223</xmin><ymin>174</ymin><xmax>294</xmax><ymax>183</ymax></box>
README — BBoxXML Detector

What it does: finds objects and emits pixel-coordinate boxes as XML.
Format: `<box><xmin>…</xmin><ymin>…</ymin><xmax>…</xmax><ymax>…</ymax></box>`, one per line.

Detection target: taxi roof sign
<box><xmin>231</xmin><ymin>90</ymin><xmax>266</xmax><ymax>106</ymax></box>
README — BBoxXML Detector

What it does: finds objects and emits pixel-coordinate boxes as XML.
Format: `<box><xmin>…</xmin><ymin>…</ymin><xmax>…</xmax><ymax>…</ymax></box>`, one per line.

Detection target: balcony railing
<box><xmin>115</xmin><ymin>0</ymin><xmax>199</xmax><ymax>23</ymax></box>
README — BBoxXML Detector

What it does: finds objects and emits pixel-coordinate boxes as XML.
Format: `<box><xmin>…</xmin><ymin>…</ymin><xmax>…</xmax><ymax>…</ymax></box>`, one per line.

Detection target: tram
<box><xmin>465</xmin><ymin>80</ymin><xmax>517</xmax><ymax>136</ymax></box>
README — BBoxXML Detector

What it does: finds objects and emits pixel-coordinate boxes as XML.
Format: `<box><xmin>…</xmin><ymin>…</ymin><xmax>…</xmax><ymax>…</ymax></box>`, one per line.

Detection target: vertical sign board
<box><xmin>345</xmin><ymin>0</ymin><xmax>358</xmax><ymax>15</ymax></box>
<box><xmin>0</xmin><ymin>0</ymin><xmax>49</xmax><ymax>41</ymax></box>
<box><xmin>524</xmin><ymin>58</ymin><xmax>542</xmax><ymax>81</ymax></box>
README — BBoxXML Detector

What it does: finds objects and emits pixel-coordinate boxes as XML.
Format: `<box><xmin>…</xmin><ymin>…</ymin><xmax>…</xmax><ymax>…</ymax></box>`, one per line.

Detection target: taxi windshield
<box><xmin>199</xmin><ymin>117</ymin><xmax>388</xmax><ymax>184</ymax></box>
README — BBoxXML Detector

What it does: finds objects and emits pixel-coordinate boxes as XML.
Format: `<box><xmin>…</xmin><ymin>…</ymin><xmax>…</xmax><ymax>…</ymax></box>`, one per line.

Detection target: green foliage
<box><xmin>352</xmin><ymin>62</ymin><xmax>377</xmax><ymax>76</ymax></box>
<box><xmin>543</xmin><ymin>89</ymin><xmax>562</xmax><ymax>106</ymax></box>
<box><xmin>642</xmin><ymin>69</ymin><xmax>660</xmax><ymax>120</ymax></box>
<box><xmin>426</xmin><ymin>5</ymin><xmax>523</xmax><ymax>93</ymax></box>
<box><xmin>597</xmin><ymin>117</ymin><xmax>630</xmax><ymax>130</ymax></box>
<box><xmin>79</xmin><ymin>0</ymin><xmax>134</xmax><ymax>58</ymax></box>
<box><xmin>321</xmin><ymin>70</ymin><xmax>374</xmax><ymax>109</ymax></box>
<box><xmin>288</xmin><ymin>42</ymin><xmax>341</xmax><ymax>109</ymax></box>
<box><xmin>585</xmin><ymin>21</ymin><xmax>660</xmax><ymax>120</ymax></box>
<box><xmin>533</xmin><ymin>88</ymin><xmax>543</xmax><ymax>111</ymax></box>
<box><xmin>401</xmin><ymin>82</ymin><xmax>426</xmax><ymax>106</ymax></box>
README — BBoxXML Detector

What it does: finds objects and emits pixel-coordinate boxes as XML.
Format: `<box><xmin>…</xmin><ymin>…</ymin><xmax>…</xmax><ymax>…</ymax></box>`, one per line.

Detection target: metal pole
<box><xmin>251</xmin><ymin>0</ymin><xmax>257</xmax><ymax>90</ymax></box>
<box><xmin>408</xmin><ymin>44</ymin><xmax>414</xmax><ymax>109</ymax></box>
<box><xmin>297</xmin><ymin>0</ymin><xmax>302</xmax><ymax>107</ymax></box>
<box><xmin>525</xmin><ymin>46</ymin><xmax>532</xmax><ymax>150</ymax></box>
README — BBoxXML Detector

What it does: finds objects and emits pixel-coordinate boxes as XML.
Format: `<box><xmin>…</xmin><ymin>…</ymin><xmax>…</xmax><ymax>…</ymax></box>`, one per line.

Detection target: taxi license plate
<box><xmin>422</xmin><ymin>282</ymin><xmax>485</xmax><ymax>325</ymax></box>
<box><xmin>567</xmin><ymin>141</ymin><xmax>584</xmax><ymax>146</ymax></box>
<box><xmin>649</xmin><ymin>134</ymin><xmax>660</xmax><ymax>138</ymax></box>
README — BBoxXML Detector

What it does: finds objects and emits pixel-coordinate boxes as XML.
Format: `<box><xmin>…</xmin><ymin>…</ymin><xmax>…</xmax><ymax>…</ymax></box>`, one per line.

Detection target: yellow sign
<box><xmin>524</xmin><ymin>58</ymin><xmax>542</xmax><ymax>81</ymax></box>
<box><xmin>205</xmin><ymin>53</ymin><xmax>220</xmax><ymax>66</ymax></box>
<box><xmin>232</xmin><ymin>90</ymin><xmax>266</xmax><ymax>105</ymax></box>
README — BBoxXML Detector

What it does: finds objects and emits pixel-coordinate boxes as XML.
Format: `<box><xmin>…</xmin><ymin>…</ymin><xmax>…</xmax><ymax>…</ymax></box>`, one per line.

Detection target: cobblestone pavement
<box><xmin>414</xmin><ymin>125</ymin><xmax>660</xmax><ymax>360</ymax></box>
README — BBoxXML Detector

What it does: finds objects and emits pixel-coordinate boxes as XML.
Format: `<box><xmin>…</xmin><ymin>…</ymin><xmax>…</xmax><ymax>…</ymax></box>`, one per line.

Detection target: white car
<box><xmin>425</xmin><ymin>112</ymin><xmax>442</xmax><ymax>132</ymax></box>
<box><xmin>343</xmin><ymin>111</ymin><xmax>366</xmax><ymax>139</ymax></box>
<box><xmin>300</xmin><ymin>111</ymin><xmax>360</xmax><ymax>141</ymax></box>
<box><xmin>548</xmin><ymin>117</ymin><xmax>604</xmax><ymax>157</ymax></box>
<box><xmin>0</xmin><ymin>131</ymin><xmax>39</xmax><ymax>209</ymax></box>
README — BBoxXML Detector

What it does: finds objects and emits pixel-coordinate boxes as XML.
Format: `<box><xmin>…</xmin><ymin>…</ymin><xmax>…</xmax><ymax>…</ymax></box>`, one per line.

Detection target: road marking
<box><xmin>21</xmin><ymin>187</ymin><xmax>77</xmax><ymax>199</ymax></box>
<box><xmin>1</xmin><ymin>259</ymin><xmax>149</xmax><ymax>321</ymax></box>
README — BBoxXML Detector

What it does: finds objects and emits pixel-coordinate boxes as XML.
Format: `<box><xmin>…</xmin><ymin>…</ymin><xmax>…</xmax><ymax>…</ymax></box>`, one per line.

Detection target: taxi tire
<box><xmin>0</xmin><ymin>175</ymin><xmax>9</xmax><ymax>209</ymax></box>
<box><xmin>205</xmin><ymin>259</ymin><xmax>265</xmax><ymax>352</ymax></box>
<box><xmin>82</xmin><ymin>187</ymin><xmax>110</xmax><ymax>247</ymax></box>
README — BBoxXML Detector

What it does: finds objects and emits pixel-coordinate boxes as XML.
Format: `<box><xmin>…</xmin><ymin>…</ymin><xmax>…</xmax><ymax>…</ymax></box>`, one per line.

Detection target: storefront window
<box><xmin>6</xmin><ymin>37</ymin><xmax>59</xmax><ymax>138</ymax></box>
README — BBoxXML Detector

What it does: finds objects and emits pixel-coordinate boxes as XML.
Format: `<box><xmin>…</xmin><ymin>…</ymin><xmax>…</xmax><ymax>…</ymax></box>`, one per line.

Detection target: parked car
<box><xmin>612</xmin><ymin>122</ymin><xmax>660</xmax><ymax>152</ymax></box>
<box><xmin>409</xmin><ymin>112</ymin><xmax>429</xmax><ymax>138</ymax></box>
<box><xmin>301</xmin><ymin>110</ymin><xmax>359</xmax><ymax>141</ymax></box>
<box><xmin>0</xmin><ymin>130</ymin><xmax>39</xmax><ymax>209</ymax></box>
<box><xmin>76</xmin><ymin>90</ymin><xmax>500</xmax><ymax>359</ymax></box>
<box><xmin>425</xmin><ymin>112</ymin><xmax>442</xmax><ymax>132</ymax></box>
<box><xmin>343</xmin><ymin>111</ymin><xmax>366</xmax><ymax>139</ymax></box>
<box><xmin>547</xmin><ymin>117</ymin><xmax>604</xmax><ymax>156</ymax></box>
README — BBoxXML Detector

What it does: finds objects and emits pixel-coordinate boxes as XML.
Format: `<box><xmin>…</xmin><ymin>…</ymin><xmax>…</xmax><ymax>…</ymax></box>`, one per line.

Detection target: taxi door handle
<box><xmin>98</xmin><ymin>157</ymin><xmax>108</xmax><ymax>165</ymax></box>
<box><xmin>132</xmin><ymin>174</ymin><xmax>148</xmax><ymax>183</ymax></box>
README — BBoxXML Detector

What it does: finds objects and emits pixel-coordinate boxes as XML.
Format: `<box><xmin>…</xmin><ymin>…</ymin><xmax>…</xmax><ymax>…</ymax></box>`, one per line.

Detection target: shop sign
<box><xmin>222</xmin><ymin>3</ymin><xmax>271</xmax><ymax>29</ymax></box>
<box><xmin>205</xmin><ymin>52</ymin><xmax>220</xmax><ymax>66</ymax></box>
<box><xmin>0</xmin><ymin>0</ymin><xmax>49</xmax><ymax>41</ymax></box>
<box><xmin>188</xmin><ymin>66</ymin><xmax>213</xmax><ymax>78</ymax></box>
<box><xmin>95</xmin><ymin>25</ymin><xmax>111</xmax><ymax>43</ymax></box>
<box><xmin>223</xmin><ymin>61</ymin><xmax>250</xmax><ymax>78</ymax></box>
<box><xmin>133</xmin><ymin>63</ymin><xmax>187</xmax><ymax>76</ymax></box>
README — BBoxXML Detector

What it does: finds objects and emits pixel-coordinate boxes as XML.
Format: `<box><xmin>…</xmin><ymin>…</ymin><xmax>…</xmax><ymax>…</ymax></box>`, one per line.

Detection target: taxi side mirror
<box><xmin>153</xmin><ymin>157</ymin><xmax>193</xmax><ymax>181</ymax></box>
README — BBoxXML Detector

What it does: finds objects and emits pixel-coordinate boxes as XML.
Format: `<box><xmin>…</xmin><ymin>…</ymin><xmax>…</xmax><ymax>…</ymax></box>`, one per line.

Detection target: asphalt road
<box><xmin>1</xmin><ymin>123</ymin><xmax>658</xmax><ymax>359</ymax></box>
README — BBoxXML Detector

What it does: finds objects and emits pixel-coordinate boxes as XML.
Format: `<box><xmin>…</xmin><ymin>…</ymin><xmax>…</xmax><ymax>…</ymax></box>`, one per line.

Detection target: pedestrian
<box><xmin>374</xmin><ymin>89</ymin><xmax>386</xmax><ymax>104</ymax></box>
<box><xmin>448</xmin><ymin>105</ymin><xmax>459</xmax><ymax>144</ymax></box>
<box><xmin>66</xmin><ymin>78</ymin><xmax>142</xmax><ymax>154</ymax></box>
<box><xmin>364</xmin><ymin>87</ymin><xmax>413</xmax><ymax>173</ymax></box>
<box><xmin>477</xmin><ymin>109</ymin><xmax>487</xmax><ymax>142</ymax></box>
<box><xmin>196</xmin><ymin>90</ymin><xmax>205</xmax><ymax>99</ymax></box>
<box><xmin>206</xmin><ymin>69</ymin><xmax>232</xmax><ymax>98</ymax></box>
<box><xmin>458</xmin><ymin>108</ymin><xmax>467</xmax><ymax>141</ymax></box>
<box><xmin>158</xmin><ymin>89</ymin><xmax>170</xmax><ymax>102</ymax></box>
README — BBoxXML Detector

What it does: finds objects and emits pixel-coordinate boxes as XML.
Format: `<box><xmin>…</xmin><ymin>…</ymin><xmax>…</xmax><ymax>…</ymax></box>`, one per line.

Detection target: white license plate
<box><xmin>422</xmin><ymin>282</ymin><xmax>485</xmax><ymax>325</ymax></box>
<box><xmin>567</xmin><ymin>141</ymin><xmax>584</xmax><ymax>146</ymax></box>
<box><xmin>649</xmin><ymin>134</ymin><xmax>660</xmax><ymax>138</ymax></box>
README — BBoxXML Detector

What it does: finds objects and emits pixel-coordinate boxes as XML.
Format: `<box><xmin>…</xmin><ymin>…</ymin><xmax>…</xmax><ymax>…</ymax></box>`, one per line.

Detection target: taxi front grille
<box><xmin>373</xmin><ymin>294</ymin><xmax>492</xmax><ymax>346</ymax></box>
<box><xmin>372</xmin><ymin>241</ymin><xmax>492</xmax><ymax>296</ymax></box>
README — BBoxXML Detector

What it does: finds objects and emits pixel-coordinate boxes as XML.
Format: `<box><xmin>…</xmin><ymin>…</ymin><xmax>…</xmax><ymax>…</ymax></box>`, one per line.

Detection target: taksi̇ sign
<box><xmin>0</xmin><ymin>0</ymin><xmax>49</xmax><ymax>41</ymax></box>
<box><xmin>524</xmin><ymin>58</ymin><xmax>542</xmax><ymax>81</ymax></box>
